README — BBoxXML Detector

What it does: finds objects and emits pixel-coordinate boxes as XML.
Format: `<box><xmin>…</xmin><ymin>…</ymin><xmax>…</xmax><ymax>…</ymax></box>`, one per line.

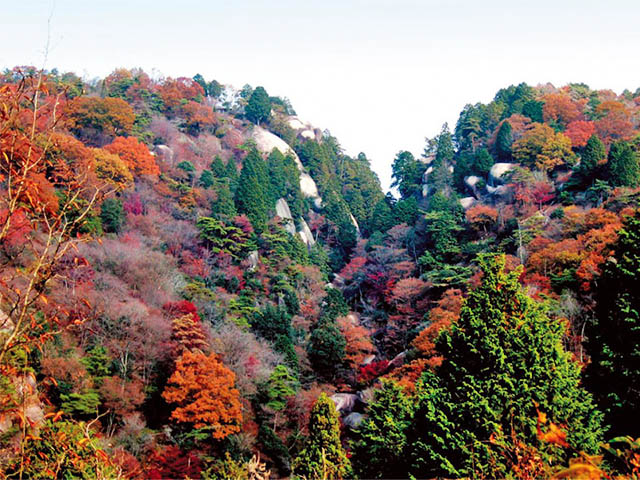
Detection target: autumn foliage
<box><xmin>104</xmin><ymin>136</ymin><xmax>159</xmax><ymax>175</ymax></box>
<box><xmin>162</xmin><ymin>351</ymin><xmax>242</xmax><ymax>439</ymax></box>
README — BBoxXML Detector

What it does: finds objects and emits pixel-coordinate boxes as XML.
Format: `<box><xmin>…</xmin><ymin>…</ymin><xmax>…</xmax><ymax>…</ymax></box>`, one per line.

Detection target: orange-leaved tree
<box><xmin>162</xmin><ymin>350</ymin><xmax>242</xmax><ymax>439</ymax></box>
<box><xmin>104</xmin><ymin>135</ymin><xmax>159</xmax><ymax>176</ymax></box>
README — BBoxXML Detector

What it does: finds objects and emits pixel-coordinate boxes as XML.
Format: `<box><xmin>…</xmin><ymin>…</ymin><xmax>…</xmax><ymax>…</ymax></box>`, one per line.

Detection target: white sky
<box><xmin>3</xmin><ymin>0</ymin><xmax>640</xmax><ymax>190</ymax></box>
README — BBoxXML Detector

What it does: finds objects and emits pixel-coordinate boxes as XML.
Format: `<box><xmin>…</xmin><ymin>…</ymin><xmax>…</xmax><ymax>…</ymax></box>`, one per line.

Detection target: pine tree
<box><xmin>351</xmin><ymin>380</ymin><xmax>413</xmax><ymax>479</ymax></box>
<box><xmin>211</xmin><ymin>155</ymin><xmax>227</xmax><ymax>178</ymax></box>
<box><xmin>292</xmin><ymin>393</ymin><xmax>353</xmax><ymax>479</ymax></box>
<box><xmin>409</xmin><ymin>254</ymin><xmax>603</xmax><ymax>478</ymax></box>
<box><xmin>235</xmin><ymin>148</ymin><xmax>270</xmax><ymax>233</ymax></box>
<box><xmin>245</xmin><ymin>86</ymin><xmax>271</xmax><ymax>125</ymax></box>
<box><xmin>473</xmin><ymin>148</ymin><xmax>495</xmax><ymax>176</ymax></box>
<box><xmin>577</xmin><ymin>134</ymin><xmax>606</xmax><ymax>185</ymax></box>
<box><xmin>495</xmin><ymin>120</ymin><xmax>513</xmax><ymax>161</ymax></box>
<box><xmin>100</xmin><ymin>197</ymin><xmax>124</xmax><ymax>233</ymax></box>
<box><xmin>391</xmin><ymin>150</ymin><xmax>425</xmax><ymax>199</ymax></box>
<box><xmin>211</xmin><ymin>183</ymin><xmax>237</xmax><ymax>220</ymax></box>
<box><xmin>199</xmin><ymin>169</ymin><xmax>215</xmax><ymax>188</ymax></box>
<box><xmin>606</xmin><ymin>140</ymin><xmax>639</xmax><ymax>187</ymax></box>
<box><xmin>308</xmin><ymin>320</ymin><xmax>346</xmax><ymax>377</ymax></box>
<box><xmin>586</xmin><ymin>212</ymin><xmax>640</xmax><ymax>437</ymax></box>
<box><xmin>266</xmin><ymin>365</ymin><xmax>298</xmax><ymax>413</ymax></box>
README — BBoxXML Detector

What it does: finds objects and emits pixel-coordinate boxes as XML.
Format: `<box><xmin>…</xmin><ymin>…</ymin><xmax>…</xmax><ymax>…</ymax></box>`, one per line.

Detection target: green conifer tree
<box><xmin>211</xmin><ymin>155</ymin><xmax>227</xmax><ymax>178</ymax></box>
<box><xmin>292</xmin><ymin>393</ymin><xmax>353</xmax><ymax>479</ymax></box>
<box><xmin>235</xmin><ymin>148</ymin><xmax>270</xmax><ymax>233</ymax></box>
<box><xmin>606</xmin><ymin>140</ymin><xmax>639</xmax><ymax>187</ymax></box>
<box><xmin>245</xmin><ymin>86</ymin><xmax>271</xmax><ymax>125</ymax></box>
<box><xmin>100</xmin><ymin>197</ymin><xmax>124</xmax><ymax>233</ymax></box>
<box><xmin>578</xmin><ymin>134</ymin><xmax>606</xmax><ymax>183</ymax></box>
<box><xmin>495</xmin><ymin>120</ymin><xmax>514</xmax><ymax>161</ymax></box>
<box><xmin>409</xmin><ymin>254</ymin><xmax>603</xmax><ymax>478</ymax></box>
<box><xmin>211</xmin><ymin>183</ymin><xmax>237</xmax><ymax>219</ymax></box>
<box><xmin>351</xmin><ymin>380</ymin><xmax>413</xmax><ymax>479</ymax></box>
<box><xmin>586</xmin><ymin>212</ymin><xmax>640</xmax><ymax>437</ymax></box>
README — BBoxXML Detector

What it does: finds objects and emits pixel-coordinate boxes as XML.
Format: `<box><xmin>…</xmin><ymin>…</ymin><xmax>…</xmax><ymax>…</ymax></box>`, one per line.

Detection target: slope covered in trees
<box><xmin>1</xmin><ymin>66</ymin><xmax>640</xmax><ymax>478</ymax></box>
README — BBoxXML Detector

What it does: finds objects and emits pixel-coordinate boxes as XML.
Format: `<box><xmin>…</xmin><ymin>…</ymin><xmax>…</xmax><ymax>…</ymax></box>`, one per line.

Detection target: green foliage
<box><xmin>177</xmin><ymin>160</ymin><xmax>195</xmax><ymax>172</ymax></box>
<box><xmin>266</xmin><ymin>365</ymin><xmax>298</xmax><ymax>412</ymax></box>
<box><xmin>100</xmin><ymin>197</ymin><xmax>124</xmax><ymax>233</ymax></box>
<box><xmin>495</xmin><ymin>120</ymin><xmax>514</xmax><ymax>161</ymax></box>
<box><xmin>292</xmin><ymin>393</ymin><xmax>353</xmax><ymax>479</ymax></box>
<box><xmin>251</xmin><ymin>304</ymin><xmax>293</xmax><ymax>344</ymax></box>
<box><xmin>351</xmin><ymin>380</ymin><xmax>414</xmax><ymax>479</ymax></box>
<box><xmin>408</xmin><ymin>254</ymin><xmax>604</xmax><ymax>478</ymax></box>
<box><xmin>235</xmin><ymin>147</ymin><xmax>271</xmax><ymax>233</ymax></box>
<box><xmin>323</xmin><ymin>189</ymin><xmax>357</xmax><ymax>256</ymax></box>
<box><xmin>323</xmin><ymin>287</ymin><xmax>349</xmax><ymax>320</ymax></box>
<box><xmin>606</xmin><ymin>140</ymin><xmax>639</xmax><ymax>187</ymax></box>
<box><xmin>267</xmin><ymin>149</ymin><xmax>304</xmax><ymax>220</ymax></box>
<box><xmin>308</xmin><ymin>321</ymin><xmax>346</xmax><ymax>376</ymax></box>
<box><xmin>368</xmin><ymin>196</ymin><xmax>396</xmax><ymax>233</ymax></box>
<box><xmin>258</xmin><ymin>424</ymin><xmax>291</xmax><ymax>474</ymax></box>
<box><xmin>80</xmin><ymin>345</ymin><xmax>111</xmax><ymax>378</ymax></box>
<box><xmin>522</xmin><ymin>99</ymin><xmax>544</xmax><ymax>122</ymax></box>
<box><xmin>196</xmin><ymin>216</ymin><xmax>255</xmax><ymax>259</ymax></box>
<box><xmin>474</xmin><ymin>148</ymin><xmax>495</xmax><ymax>176</ymax></box>
<box><xmin>571</xmin><ymin>134</ymin><xmax>606</xmax><ymax>190</ymax></box>
<box><xmin>586</xmin><ymin>212</ymin><xmax>640</xmax><ymax>436</ymax></box>
<box><xmin>245</xmin><ymin>86</ymin><xmax>271</xmax><ymax>125</ymax></box>
<box><xmin>308</xmin><ymin>288</ymin><xmax>349</xmax><ymax>376</ymax></box>
<box><xmin>419</xmin><ymin>192</ymin><xmax>464</xmax><ymax>277</ymax></box>
<box><xmin>199</xmin><ymin>169</ymin><xmax>215</xmax><ymax>188</ymax></box>
<box><xmin>341</xmin><ymin>152</ymin><xmax>385</xmax><ymax>232</ymax></box>
<box><xmin>434</xmin><ymin>123</ymin><xmax>455</xmax><ymax>167</ymax></box>
<box><xmin>455</xmin><ymin>103</ymin><xmax>495</xmax><ymax>152</ymax></box>
<box><xmin>210</xmin><ymin>183</ymin><xmax>237</xmax><ymax>219</ymax></box>
<box><xmin>211</xmin><ymin>155</ymin><xmax>227</xmax><ymax>178</ymax></box>
<box><xmin>391</xmin><ymin>150</ymin><xmax>425</xmax><ymax>199</ymax></box>
<box><xmin>493</xmin><ymin>82</ymin><xmax>535</xmax><ymax>119</ymax></box>
<box><xmin>60</xmin><ymin>390</ymin><xmax>101</xmax><ymax>416</ymax></box>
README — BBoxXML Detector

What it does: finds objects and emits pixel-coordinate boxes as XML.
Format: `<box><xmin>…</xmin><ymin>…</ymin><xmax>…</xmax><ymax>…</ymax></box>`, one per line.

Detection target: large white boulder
<box><xmin>250</xmin><ymin>126</ymin><xmax>322</xmax><ymax>206</ymax></box>
<box><xmin>275</xmin><ymin>198</ymin><xmax>296</xmax><ymax>234</ymax></box>
<box><xmin>287</xmin><ymin>116</ymin><xmax>317</xmax><ymax>139</ymax></box>
<box><xmin>331</xmin><ymin>393</ymin><xmax>364</xmax><ymax>414</ymax></box>
<box><xmin>486</xmin><ymin>184</ymin><xmax>510</xmax><ymax>196</ymax></box>
<box><xmin>465</xmin><ymin>175</ymin><xmax>482</xmax><ymax>189</ymax></box>
<box><xmin>247</xmin><ymin>251</ymin><xmax>259</xmax><ymax>271</ymax></box>
<box><xmin>489</xmin><ymin>162</ymin><xmax>516</xmax><ymax>184</ymax></box>
<box><xmin>298</xmin><ymin>217</ymin><xmax>316</xmax><ymax>247</ymax></box>
<box><xmin>154</xmin><ymin>144</ymin><xmax>174</xmax><ymax>163</ymax></box>
<box><xmin>350</xmin><ymin>213</ymin><xmax>361</xmax><ymax>235</ymax></box>
<box><xmin>460</xmin><ymin>196</ymin><xmax>476</xmax><ymax>209</ymax></box>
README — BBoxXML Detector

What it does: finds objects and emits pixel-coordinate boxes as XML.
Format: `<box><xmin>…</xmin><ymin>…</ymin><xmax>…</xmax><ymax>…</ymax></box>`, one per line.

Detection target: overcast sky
<box><xmin>3</xmin><ymin>0</ymin><xmax>640</xmax><ymax>190</ymax></box>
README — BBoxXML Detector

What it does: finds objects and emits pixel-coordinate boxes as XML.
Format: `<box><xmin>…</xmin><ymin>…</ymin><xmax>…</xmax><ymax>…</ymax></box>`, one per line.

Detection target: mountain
<box><xmin>1</xmin><ymin>67</ymin><xmax>639</xmax><ymax>478</ymax></box>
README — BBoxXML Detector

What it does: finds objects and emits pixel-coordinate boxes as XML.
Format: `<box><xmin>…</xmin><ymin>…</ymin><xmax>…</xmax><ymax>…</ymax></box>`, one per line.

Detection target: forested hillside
<box><xmin>1</xmin><ymin>67</ymin><xmax>640</xmax><ymax>479</ymax></box>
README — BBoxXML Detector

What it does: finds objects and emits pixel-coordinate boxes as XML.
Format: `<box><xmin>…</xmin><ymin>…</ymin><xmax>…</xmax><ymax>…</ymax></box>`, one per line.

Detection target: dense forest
<box><xmin>1</xmin><ymin>66</ymin><xmax>640</xmax><ymax>479</ymax></box>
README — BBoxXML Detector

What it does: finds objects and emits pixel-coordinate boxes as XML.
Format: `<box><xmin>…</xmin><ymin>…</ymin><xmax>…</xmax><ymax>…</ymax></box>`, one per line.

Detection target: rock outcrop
<box><xmin>343</xmin><ymin>412</ymin><xmax>365</xmax><ymax>429</ymax></box>
<box><xmin>489</xmin><ymin>162</ymin><xmax>515</xmax><ymax>185</ymax></box>
<box><xmin>331</xmin><ymin>393</ymin><xmax>365</xmax><ymax>414</ymax></box>
<box><xmin>275</xmin><ymin>198</ymin><xmax>296</xmax><ymax>234</ymax></box>
<box><xmin>460</xmin><ymin>196</ymin><xmax>476</xmax><ymax>209</ymax></box>
<box><xmin>250</xmin><ymin>126</ymin><xmax>322</xmax><ymax>207</ymax></box>
<box><xmin>298</xmin><ymin>218</ymin><xmax>315</xmax><ymax>247</ymax></box>
<box><xmin>286</xmin><ymin>116</ymin><xmax>318</xmax><ymax>140</ymax></box>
